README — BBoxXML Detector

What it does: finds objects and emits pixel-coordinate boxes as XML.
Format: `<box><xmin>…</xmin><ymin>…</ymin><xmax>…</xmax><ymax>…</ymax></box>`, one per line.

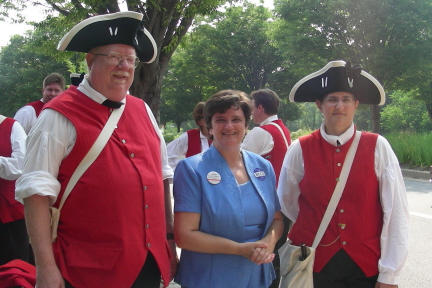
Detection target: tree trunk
<box><xmin>129</xmin><ymin>56</ymin><xmax>170</xmax><ymax>124</ymax></box>
<box><xmin>425</xmin><ymin>101</ymin><xmax>432</xmax><ymax>124</ymax></box>
<box><xmin>370</xmin><ymin>104</ymin><xmax>381</xmax><ymax>133</ymax></box>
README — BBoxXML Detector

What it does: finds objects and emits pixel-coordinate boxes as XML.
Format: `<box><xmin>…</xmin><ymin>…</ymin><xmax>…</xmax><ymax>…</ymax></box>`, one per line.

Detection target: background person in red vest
<box><xmin>241</xmin><ymin>88</ymin><xmax>291</xmax><ymax>288</ymax></box>
<box><xmin>0</xmin><ymin>115</ymin><xmax>28</xmax><ymax>266</ymax></box>
<box><xmin>167</xmin><ymin>101</ymin><xmax>211</xmax><ymax>171</ymax></box>
<box><xmin>15</xmin><ymin>12</ymin><xmax>177</xmax><ymax>288</ymax></box>
<box><xmin>14</xmin><ymin>73</ymin><xmax>65</xmax><ymax>134</ymax></box>
<box><xmin>277</xmin><ymin>60</ymin><xmax>409</xmax><ymax>288</ymax></box>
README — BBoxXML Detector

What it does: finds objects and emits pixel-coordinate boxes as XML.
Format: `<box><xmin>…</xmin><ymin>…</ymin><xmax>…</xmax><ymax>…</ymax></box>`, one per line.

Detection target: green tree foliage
<box><xmin>0</xmin><ymin>0</ymin><xmax>230</xmax><ymax>120</ymax></box>
<box><xmin>0</xmin><ymin>33</ymin><xmax>70</xmax><ymax>117</ymax></box>
<box><xmin>273</xmin><ymin>0</ymin><xmax>432</xmax><ymax>132</ymax></box>
<box><xmin>160</xmin><ymin>41</ymin><xmax>217</xmax><ymax>131</ymax></box>
<box><xmin>191</xmin><ymin>3</ymin><xmax>283</xmax><ymax>91</ymax></box>
<box><xmin>381</xmin><ymin>90</ymin><xmax>432</xmax><ymax>132</ymax></box>
<box><xmin>161</xmin><ymin>2</ymin><xmax>301</xmax><ymax>126</ymax></box>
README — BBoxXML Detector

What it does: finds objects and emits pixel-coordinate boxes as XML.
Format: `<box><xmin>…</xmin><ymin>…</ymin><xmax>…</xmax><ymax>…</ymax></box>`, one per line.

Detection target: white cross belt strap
<box><xmin>267</xmin><ymin>121</ymin><xmax>290</xmax><ymax>149</ymax></box>
<box><xmin>50</xmin><ymin>100</ymin><xmax>125</xmax><ymax>242</ymax></box>
<box><xmin>0</xmin><ymin>115</ymin><xmax>6</xmax><ymax>124</ymax></box>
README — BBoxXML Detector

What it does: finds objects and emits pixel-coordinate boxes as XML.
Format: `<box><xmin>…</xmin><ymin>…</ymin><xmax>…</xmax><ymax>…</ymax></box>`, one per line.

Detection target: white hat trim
<box><xmin>289</xmin><ymin>60</ymin><xmax>385</xmax><ymax>105</ymax></box>
<box><xmin>57</xmin><ymin>11</ymin><xmax>143</xmax><ymax>51</ymax></box>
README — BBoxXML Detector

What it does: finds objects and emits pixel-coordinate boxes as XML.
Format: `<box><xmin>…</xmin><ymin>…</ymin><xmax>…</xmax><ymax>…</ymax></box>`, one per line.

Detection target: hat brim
<box><xmin>57</xmin><ymin>11</ymin><xmax>157</xmax><ymax>64</ymax></box>
<box><xmin>289</xmin><ymin>60</ymin><xmax>385</xmax><ymax>105</ymax></box>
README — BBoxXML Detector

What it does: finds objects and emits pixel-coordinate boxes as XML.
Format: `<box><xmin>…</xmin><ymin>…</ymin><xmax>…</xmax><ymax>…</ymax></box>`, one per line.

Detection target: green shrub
<box><xmin>290</xmin><ymin>129</ymin><xmax>314</xmax><ymax>141</ymax></box>
<box><xmin>384</xmin><ymin>132</ymin><xmax>432</xmax><ymax>168</ymax></box>
<box><xmin>162</xmin><ymin>122</ymin><xmax>183</xmax><ymax>144</ymax></box>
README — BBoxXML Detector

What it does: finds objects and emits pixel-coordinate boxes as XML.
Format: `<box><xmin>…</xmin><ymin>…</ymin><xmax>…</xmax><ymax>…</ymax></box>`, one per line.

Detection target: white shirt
<box><xmin>166</xmin><ymin>130</ymin><xmax>210</xmax><ymax>171</ymax></box>
<box><xmin>277</xmin><ymin>123</ymin><xmax>409</xmax><ymax>285</ymax></box>
<box><xmin>14</xmin><ymin>100</ymin><xmax>41</xmax><ymax>134</ymax></box>
<box><xmin>15</xmin><ymin>76</ymin><xmax>173</xmax><ymax>205</ymax></box>
<box><xmin>241</xmin><ymin>115</ymin><xmax>289</xmax><ymax>155</ymax></box>
<box><xmin>0</xmin><ymin>117</ymin><xmax>26</xmax><ymax>181</ymax></box>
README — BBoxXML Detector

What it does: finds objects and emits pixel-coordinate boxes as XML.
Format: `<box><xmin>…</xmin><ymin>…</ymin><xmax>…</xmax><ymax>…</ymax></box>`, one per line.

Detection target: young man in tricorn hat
<box><xmin>277</xmin><ymin>60</ymin><xmax>409</xmax><ymax>288</ymax></box>
<box><xmin>16</xmin><ymin>12</ymin><xmax>177</xmax><ymax>288</ymax></box>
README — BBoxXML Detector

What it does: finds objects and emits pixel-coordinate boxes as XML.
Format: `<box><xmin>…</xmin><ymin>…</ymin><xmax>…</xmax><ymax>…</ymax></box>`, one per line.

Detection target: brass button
<box><xmin>338</xmin><ymin>223</ymin><xmax>346</xmax><ymax>229</ymax></box>
<box><xmin>336</xmin><ymin>149</ymin><xmax>341</xmax><ymax>152</ymax></box>
<box><xmin>130</xmin><ymin>153</ymin><xmax>135</xmax><ymax>158</ymax></box>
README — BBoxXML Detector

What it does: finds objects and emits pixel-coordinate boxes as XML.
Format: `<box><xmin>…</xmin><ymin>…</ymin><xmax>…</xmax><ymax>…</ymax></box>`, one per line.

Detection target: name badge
<box><xmin>254</xmin><ymin>168</ymin><xmax>266</xmax><ymax>181</ymax></box>
<box><xmin>207</xmin><ymin>171</ymin><xmax>221</xmax><ymax>185</ymax></box>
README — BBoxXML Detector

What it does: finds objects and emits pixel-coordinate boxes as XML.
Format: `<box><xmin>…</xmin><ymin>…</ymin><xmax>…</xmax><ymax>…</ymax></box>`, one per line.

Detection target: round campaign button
<box><xmin>253</xmin><ymin>168</ymin><xmax>266</xmax><ymax>181</ymax></box>
<box><xmin>207</xmin><ymin>171</ymin><xmax>221</xmax><ymax>185</ymax></box>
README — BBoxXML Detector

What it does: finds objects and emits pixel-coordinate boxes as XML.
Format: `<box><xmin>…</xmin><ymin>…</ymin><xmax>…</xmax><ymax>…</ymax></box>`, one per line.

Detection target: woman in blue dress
<box><xmin>173</xmin><ymin>90</ymin><xmax>284</xmax><ymax>288</ymax></box>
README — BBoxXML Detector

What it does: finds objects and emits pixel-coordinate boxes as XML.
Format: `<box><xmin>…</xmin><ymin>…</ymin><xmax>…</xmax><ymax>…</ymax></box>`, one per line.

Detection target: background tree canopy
<box><xmin>161</xmin><ymin>2</ymin><xmax>302</xmax><ymax>129</ymax></box>
<box><xmin>0</xmin><ymin>33</ymin><xmax>70</xmax><ymax>117</ymax></box>
<box><xmin>272</xmin><ymin>0</ymin><xmax>432</xmax><ymax>132</ymax></box>
<box><xmin>0</xmin><ymin>0</ymin><xmax>230</xmax><ymax>119</ymax></box>
<box><xmin>0</xmin><ymin>0</ymin><xmax>431</xmax><ymax>135</ymax></box>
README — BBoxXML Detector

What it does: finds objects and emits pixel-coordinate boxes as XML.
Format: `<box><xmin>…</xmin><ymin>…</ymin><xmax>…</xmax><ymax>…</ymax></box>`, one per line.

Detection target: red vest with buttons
<box><xmin>26</xmin><ymin>100</ymin><xmax>45</xmax><ymax>117</ymax></box>
<box><xmin>289</xmin><ymin>129</ymin><xmax>382</xmax><ymax>277</ymax></box>
<box><xmin>45</xmin><ymin>87</ymin><xmax>170</xmax><ymax>288</ymax></box>
<box><xmin>0</xmin><ymin>118</ymin><xmax>25</xmax><ymax>223</ymax></box>
<box><xmin>259</xmin><ymin>119</ymin><xmax>291</xmax><ymax>183</ymax></box>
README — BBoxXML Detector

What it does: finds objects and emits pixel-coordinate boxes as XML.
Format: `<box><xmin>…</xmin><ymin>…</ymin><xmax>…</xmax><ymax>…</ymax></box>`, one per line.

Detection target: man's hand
<box><xmin>35</xmin><ymin>264</ymin><xmax>64</xmax><ymax>288</ymax></box>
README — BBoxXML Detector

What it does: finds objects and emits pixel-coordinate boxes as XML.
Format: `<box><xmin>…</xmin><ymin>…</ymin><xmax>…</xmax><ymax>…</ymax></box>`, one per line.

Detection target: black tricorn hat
<box><xmin>57</xmin><ymin>11</ymin><xmax>157</xmax><ymax>63</ymax></box>
<box><xmin>289</xmin><ymin>60</ymin><xmax>385</xmax><ymax>105</ymax></box>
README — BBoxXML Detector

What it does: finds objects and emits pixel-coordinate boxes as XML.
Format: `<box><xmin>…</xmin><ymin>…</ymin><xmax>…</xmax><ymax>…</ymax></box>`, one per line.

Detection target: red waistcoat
<box><xmin>289</xmin><ymin>129</ymin><xmax>382</xmax><ymax>277</ymax></box>
<box><xmin>26</xmin><ymin>100</ymin><xmax>44</xmax><ymax>117</ymax></box>
<box><xmin>185</xmin><ymin>129</ymin><xmax>201</xmax><ymax>157</ymax></box>
<box><xmin>45</xmin><ymin>87</ymin><xmax>170</xmax><ymax>287</ymax></box>
<box><xmin>260</xmin><ymin>119</ymin><xmax>291</xmax><ymax>183</ymax></box>
<box><xmin>0</xmin><ymin>118</ymin><xmax>25</xmax><ymax>223</ymax></box>
<box><xmin>185</xmin><ymin>128</ymin><xmax>212</xmax><ymax>158</ymax></box>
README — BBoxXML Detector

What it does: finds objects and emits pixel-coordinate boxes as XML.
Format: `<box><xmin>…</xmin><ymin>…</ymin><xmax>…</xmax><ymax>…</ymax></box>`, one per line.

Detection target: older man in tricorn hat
<box><xmin>16</xmin><ymin>12</ymin><xmax>177</xmax><ymax>288</ymax></box>
<box><xmin>277</xmin><ymin>60</ymin><xmax>409</xmax><ymax>288</ymax></box>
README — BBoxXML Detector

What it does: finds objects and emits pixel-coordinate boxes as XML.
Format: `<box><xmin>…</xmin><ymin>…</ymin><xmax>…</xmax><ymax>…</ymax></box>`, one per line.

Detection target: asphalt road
<box><xmin>167</xmin><ymin>178</ymin><xmax>432</xmax><ymax>288</ymax></box>
<box><xmin>398</xmin><ymin>178</ymin><xmax>432</xmax><ymax>288</ymax></box>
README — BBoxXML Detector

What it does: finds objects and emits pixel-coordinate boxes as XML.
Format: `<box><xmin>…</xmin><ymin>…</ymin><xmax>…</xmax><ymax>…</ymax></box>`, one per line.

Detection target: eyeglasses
<box><xmin>324</xmin><ymin>97</ymin><xmax>356</xmax><ymax>106</ymax></box>
<box><xmin>90</xmin><ymin>52</ymin><xmax>140</xmax><ymax>68</ymax></box>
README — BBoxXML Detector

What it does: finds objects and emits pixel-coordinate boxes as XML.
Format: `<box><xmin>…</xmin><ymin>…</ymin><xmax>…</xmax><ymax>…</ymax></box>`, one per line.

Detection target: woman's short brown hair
<box><xmin>192</xmin><ymin>102</ymin><xmax>206</xmax><ymax>126</ymax></box>
<box><xmin>204</xmin><ymin>90</ymin><xmax>252</xmax><ymax>139</ymax></box>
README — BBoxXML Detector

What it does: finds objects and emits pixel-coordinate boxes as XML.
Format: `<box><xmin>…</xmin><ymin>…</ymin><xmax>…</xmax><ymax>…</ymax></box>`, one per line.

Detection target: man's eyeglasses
<box><xmin>90</xmin><ymin>52</ymin><xmax>140</xmax><ymax>68</ymax></box>
<box><xmin>324</xmin><ymin>97</ymin><xmax>356</xmax><ymax>106</ymax></box>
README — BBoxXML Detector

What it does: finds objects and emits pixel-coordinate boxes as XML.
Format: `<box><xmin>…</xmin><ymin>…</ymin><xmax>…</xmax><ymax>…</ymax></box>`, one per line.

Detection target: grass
<box><xmin>383</xmin><ymin>132</ymin><xmax>432</xmax><ymax>169</ymax></box>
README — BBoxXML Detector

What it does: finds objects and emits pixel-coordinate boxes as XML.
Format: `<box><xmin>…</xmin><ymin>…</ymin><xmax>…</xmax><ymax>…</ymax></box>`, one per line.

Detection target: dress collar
<box><xmin>319</xmin><ymin>123</ymin><xmax>355</xmax><ymax>147</ymax></box>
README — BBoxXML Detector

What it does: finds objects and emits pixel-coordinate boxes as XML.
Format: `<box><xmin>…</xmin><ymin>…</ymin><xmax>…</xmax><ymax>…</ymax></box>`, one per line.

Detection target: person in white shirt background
<box><xmin>0</xmin><ymin>114</ymin><xmax>27</xmax><ymax>265</ymax></box>
<box><xmin>166</xmin><ymin>101</ymin><xmax>211</xmax><ymax>171</ymax></box>
<box><xmin>14</xmin><ymin>73</ymin><xmax>65</xmax><ymax>134</ymax></box>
